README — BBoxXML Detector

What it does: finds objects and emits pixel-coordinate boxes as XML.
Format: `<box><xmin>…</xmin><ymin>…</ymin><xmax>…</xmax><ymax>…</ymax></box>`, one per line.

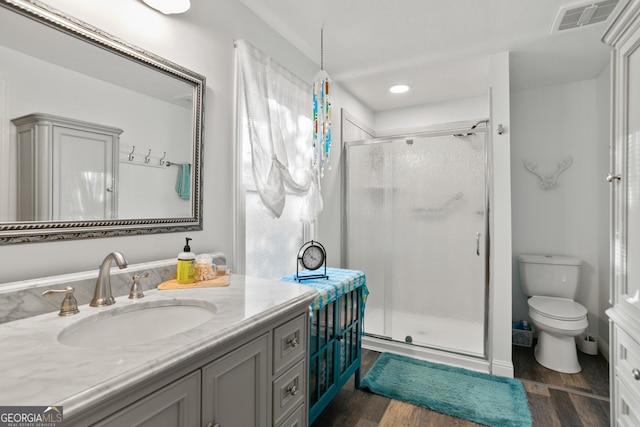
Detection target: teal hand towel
<box><xmin>176</xmin><ymin>163</ymin><xmax>190</xmax><ymax>200</ymax></box>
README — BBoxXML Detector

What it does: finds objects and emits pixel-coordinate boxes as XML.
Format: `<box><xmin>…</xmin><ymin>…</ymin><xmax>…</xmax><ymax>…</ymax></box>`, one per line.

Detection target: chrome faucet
<box><xmin>91</xmin><ymin>252</ymin><xmax>128</xmax><ymax>307</ymax></box>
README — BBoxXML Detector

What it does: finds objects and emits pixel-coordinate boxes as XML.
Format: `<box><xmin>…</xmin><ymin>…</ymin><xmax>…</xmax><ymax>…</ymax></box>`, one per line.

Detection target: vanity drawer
<box><xmin>615</xmin><ymin>376</ymin><xmax>640</xmax><ymax>427</ymax></box>
<box><xmin>274</xmin><ymin>313</ymin><xmax>306</xmax><ymax>377</ymax></box>
<box><xmin>276</xmin><ymin>404</ymin><xmax>304</xmax><ymax>427</ymax></box>
<box><xmin>614</xmin><ymin>325</ymin><xmax>640</xmax><ymax>396</ymax></box>
<box><xmin>273</xmin><ymin>360</ymin><xmax>306</xmax><ymax>426</ymax></box>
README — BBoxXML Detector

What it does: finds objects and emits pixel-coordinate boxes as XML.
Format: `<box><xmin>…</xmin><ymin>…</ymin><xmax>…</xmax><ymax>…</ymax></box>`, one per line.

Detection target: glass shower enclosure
<box><xmin>344</xmin><ymin>125</ymin><xmax>489</xmax><ymax>358</ymax></box>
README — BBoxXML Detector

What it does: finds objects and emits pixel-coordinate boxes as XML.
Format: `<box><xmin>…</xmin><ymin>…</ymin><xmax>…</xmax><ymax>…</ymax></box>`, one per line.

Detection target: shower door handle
<box><xmin>475</xmin><ymin>232</ymin><xmax>480</xmax><ymax>256</ymax></box>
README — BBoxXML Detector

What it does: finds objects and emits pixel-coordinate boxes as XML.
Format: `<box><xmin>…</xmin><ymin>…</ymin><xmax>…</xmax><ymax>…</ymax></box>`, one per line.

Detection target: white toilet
<box><xmin>518</xmin><ymin>254</ymin><xmax>588</xmax><ymax>374</ymax></box>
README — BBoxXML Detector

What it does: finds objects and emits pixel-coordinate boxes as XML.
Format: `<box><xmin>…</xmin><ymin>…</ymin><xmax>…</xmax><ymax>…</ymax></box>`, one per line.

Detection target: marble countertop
<box><xmin>0</xmin><ymin>274</ymin><xmax>317</xmax><ymax>418</ymax></box>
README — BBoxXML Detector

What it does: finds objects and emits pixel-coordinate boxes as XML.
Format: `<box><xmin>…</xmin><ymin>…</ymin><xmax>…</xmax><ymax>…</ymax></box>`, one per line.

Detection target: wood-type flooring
<box><xmin>311</xmin><ymin>344</ymin><xmax>609</xmax><ymax>427</ymax></box>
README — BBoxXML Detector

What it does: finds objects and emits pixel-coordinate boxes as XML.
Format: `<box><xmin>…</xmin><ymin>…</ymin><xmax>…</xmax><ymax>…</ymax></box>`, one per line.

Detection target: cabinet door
<box><xmin>94</xmin><ymin>371</ymin><xmax>201</xmax><ymax>427</ymax></box>
<box><xmin>612</xmin><ymin>5</ymin><xmax>640</xmax><ymax>323</ymax></box>
<box><xmin>202</xmin><ymin>334</ymin><xmax>269</xmax><ymax>427</ymax></box>
<box><xmin>53</xmin><ymin>126</ymin><xmax>116</xmax><ymax>220</ymax></box>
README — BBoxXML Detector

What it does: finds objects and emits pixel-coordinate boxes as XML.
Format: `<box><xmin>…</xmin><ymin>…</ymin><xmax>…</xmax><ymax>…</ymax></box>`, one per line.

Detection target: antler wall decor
<box><xmin>524</xmin><ymin>155</ymin><xmax>573</xmax><ymax>190</ymax></box>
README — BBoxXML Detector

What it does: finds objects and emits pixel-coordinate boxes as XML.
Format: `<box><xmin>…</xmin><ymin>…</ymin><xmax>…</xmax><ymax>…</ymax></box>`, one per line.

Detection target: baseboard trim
<box><xmin>362</xmin><ymin>336</ymin><xmax>492</xmax><ymax>375</ymax></box>
<box><xmin>491</xmin><ymin>358</ymin><xmax>515</xmax><ymax>378</ymax></box>
<box><xmin>597</xmin><ymin>336</ymin><xmax>610</xmax><ymax>362</ymax></box>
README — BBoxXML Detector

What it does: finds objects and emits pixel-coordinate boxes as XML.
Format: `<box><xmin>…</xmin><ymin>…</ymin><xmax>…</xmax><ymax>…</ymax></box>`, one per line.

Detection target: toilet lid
<box><xmin>528</xmin><ymin>296</ymin><xmax>587</xmax><ymax>321</ymax></box>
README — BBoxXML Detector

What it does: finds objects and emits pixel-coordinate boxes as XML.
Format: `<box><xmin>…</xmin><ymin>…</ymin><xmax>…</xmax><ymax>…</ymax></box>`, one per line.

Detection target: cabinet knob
<box><xmin>633</xmin><ymin>368</ymin><xmax>640</xmax><ymax>380</ymax></box>
<box><xmin>287</xmin><ymin>337</ymin><xmax>298</xmax><ymax>348</ymax></box>
<box><xmin>606</xmin><ymin>173</ymin><xmax>621</xmax><ymax>182</ymax></box>
<box><xmin>287</xmin><ymin>385</ymin><xmax>298</xmax><ymax>396</ymax></box>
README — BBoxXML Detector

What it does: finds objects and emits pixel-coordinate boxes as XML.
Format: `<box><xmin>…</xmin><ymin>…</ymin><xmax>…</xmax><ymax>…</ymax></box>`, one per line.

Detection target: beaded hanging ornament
<box><xmin>312</xmin><ymin>27</ymin><xmax>332</xmax><ymax>177</ymax></box>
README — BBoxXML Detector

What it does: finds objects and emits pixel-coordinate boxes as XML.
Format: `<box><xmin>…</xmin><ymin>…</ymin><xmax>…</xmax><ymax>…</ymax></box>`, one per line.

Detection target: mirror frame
<box><xmin>0</xmin><ymin>0</ymin><xmax>205</xmax><ymax>245</ymax></box>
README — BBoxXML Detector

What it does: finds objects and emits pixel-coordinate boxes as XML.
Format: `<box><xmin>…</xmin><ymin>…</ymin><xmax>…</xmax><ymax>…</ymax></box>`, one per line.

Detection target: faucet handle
<box><xmin>43</xmin><ymin>286</ymin><xmax>80</xmax><ymax>316</ymax></box>
<box><xmin>129</xmin><ymin>272</ymin><xmax>149</xmax><ymax>300</ymax></box>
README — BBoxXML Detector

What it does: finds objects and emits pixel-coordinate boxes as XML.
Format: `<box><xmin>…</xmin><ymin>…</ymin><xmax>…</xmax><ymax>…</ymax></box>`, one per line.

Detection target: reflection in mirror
<box><xmin>0</xmin><ymin>0</ymin><xmax>205</xmax><ymax>244</ymax></box>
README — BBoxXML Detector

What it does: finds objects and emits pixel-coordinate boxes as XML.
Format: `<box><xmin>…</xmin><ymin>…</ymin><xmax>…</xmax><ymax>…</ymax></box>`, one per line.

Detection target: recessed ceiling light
<box><xmin>389</xmin><ymin>84</ymin><xmax>410</xmax><ymax>94</ymax></box>
<box><xmin>142</xmin><ymin>0</ymin><xmax>191</xmax><ymax>14</ymax></box>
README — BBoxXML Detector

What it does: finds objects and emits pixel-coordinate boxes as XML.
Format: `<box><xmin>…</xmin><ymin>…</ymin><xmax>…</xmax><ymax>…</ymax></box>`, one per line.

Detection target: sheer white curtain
<box><xmin>236</xmin><ymin>39</ymin><xmax>322</xmax><ymax>222</ymax></box>
<box><xmin>235</xmin><ymin>40</ymin><xmax>322</xmax><ymax>278</ymax></box>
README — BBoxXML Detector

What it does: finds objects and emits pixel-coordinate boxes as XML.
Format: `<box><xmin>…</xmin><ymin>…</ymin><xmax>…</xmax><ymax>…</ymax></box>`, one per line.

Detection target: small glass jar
<box><xmin>194</xmin><ymin>254</ymin><xmax>216</xmax><ymax>281</ymax></box>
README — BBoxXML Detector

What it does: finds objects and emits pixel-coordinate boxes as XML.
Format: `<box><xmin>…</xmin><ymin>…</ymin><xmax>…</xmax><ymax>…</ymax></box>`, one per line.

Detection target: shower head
<box><xmin>471</xmin><ymin>119</ymin><xmax>489</xmax><ymax>129</ymax></box>
<box><xmin>454</xmin><ymin>119</ymin><xmax>489</xmax><ymax>137</ymax></box>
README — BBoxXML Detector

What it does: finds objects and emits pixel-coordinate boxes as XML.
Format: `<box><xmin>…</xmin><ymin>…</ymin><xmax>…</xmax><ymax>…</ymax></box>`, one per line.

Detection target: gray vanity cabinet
<box><xmin>202</xmin><ymin>334</ymin><xmax>270</xmax><ymax>427</ymax></box>
<box><xmin>96</xmin><ymin>334</ymin><xmax>271</xmax><ymax>427</ymax></box>
<box><xmin>78</xmin><ymin>311</ymin><xmax>308</xmax><ymax>427</ymax></box>
<box><xmin>200</xmin><ymin>313</ymin><xmax>308</xmax><ymax>427</ymax></box>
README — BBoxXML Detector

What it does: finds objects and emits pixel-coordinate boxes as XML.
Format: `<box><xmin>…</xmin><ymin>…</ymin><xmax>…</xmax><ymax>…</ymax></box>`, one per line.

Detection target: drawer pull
<box><xmin>287</xmin><ymin>385</ymin><xmax>298</xmax><ymax>396</ymax></box>
<box><xmin>633</xmin><ymin>368</ymin><xmax>640</xmax><ymax>380</ymax></box>
<box><xmin>206</xmin><ymin>423</ymin><xmax>220</xmax><ymax>427</ymax></box>
<box><xmin>287</xmin><ymin>337</ymin><xmax>298</xmax><ymax>348</ymax></box>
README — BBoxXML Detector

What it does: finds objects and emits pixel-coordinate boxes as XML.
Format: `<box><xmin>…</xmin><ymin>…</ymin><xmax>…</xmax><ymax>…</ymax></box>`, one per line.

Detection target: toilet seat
<box><xmin>528</xmin><ymin>296</ymin><xmax>587</xmax><ymax>321</ymax></box>
<box><xmin>527</xmin><ymin>296</ymin><xmax>589</xmax><ymax>373</ymax></box>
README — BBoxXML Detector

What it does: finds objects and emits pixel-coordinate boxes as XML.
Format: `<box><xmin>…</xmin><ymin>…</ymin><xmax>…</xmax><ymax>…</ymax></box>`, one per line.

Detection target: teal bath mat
<box><xmin>361</xmin><ymin>352</ymin><xmax>532</xmax><ymax>427</ymax></box>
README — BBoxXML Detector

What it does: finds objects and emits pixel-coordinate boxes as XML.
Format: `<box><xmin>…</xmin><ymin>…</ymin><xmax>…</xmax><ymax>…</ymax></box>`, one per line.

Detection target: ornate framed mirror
<box><xmin>0</xmin><ymin>0</ymin><xmax>205</xmax><ymax>244</ymax></box>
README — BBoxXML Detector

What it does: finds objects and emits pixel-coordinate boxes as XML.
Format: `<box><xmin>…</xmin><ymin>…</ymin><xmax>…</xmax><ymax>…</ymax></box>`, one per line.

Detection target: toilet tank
<box><xmin>518</xmin><ymin>254</ymin><xmax>582</xmax><ymax>298</ymax></box>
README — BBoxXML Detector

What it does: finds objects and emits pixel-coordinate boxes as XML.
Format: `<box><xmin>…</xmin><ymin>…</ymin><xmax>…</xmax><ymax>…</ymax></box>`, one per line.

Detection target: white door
<box><xmin>53</xmin><ymin>126</ymin><xmax>116</xmax><ymax>220</ymax></box>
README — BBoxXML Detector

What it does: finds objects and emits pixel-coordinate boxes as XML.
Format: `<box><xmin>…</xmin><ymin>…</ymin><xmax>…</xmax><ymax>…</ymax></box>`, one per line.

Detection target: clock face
<box><xmin>301</xmin><ymin>244</ymin><xmax>324</xmax><ymax>270</ymax></box>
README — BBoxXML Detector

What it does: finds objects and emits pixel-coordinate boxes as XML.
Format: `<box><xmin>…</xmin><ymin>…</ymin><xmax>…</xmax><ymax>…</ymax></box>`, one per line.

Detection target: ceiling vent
<box><xmin>551</xmin><ymin>0</ymin><xmax>619</xmax><ymax>33</ymax></box>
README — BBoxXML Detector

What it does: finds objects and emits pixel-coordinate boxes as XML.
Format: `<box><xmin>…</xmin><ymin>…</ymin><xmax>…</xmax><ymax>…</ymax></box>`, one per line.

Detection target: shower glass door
<box><xmin>345</xmin><ymin>130</ymin><xmax>487</xmax><ymax>358</ymax></box>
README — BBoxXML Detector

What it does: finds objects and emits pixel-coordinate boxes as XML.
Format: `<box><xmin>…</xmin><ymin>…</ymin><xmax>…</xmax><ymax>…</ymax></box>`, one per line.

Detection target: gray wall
<box><xmin>510</xmin><ymin>68</ymin><xmax>611</xmax><ymax>344</ymax></box>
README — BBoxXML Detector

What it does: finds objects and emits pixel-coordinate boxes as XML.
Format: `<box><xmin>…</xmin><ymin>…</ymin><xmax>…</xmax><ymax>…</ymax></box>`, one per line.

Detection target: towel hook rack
<box><xmin>159</xmin><ymin>151</ymin><xmax>167</xmax><ymax>166</ymax></box>
<box><xmin>144</xmin><ymin>149</ymin><xmax>151</xmax><ymax>164</ymax></box>
<box><xmin>128</xmin><ymin>145</ymin><xmax>135</xmax><ymax>161</ymax></box>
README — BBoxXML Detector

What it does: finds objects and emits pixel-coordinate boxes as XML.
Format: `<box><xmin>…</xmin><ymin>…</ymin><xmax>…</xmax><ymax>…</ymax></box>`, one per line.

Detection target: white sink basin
<box><xmin>58</xmin><ymin>299</ymin><xmax>217</xmax><ymax>348</ymax></box>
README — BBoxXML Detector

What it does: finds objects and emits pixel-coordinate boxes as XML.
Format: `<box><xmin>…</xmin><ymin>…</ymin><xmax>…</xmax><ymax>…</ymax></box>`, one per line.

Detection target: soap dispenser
<box><xmin>177</xmin><ymin>237</ymin><xmax>196</xmax><ymax>284</ymax></box>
